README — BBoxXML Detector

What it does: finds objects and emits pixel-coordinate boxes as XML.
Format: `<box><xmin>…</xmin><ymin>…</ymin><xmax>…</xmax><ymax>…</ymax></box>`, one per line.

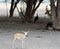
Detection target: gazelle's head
<box><xmin>23</xmin><ymin>31</ymin><xmax>29</xmax><ymax>37</ymax></box>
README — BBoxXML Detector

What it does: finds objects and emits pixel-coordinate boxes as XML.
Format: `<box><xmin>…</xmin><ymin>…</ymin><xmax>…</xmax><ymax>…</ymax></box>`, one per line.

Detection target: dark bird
<box><xmin>34</xmin><ymin>14</ymin><xmax>39</xmax><ymax>23</ymax></box>
<box><xmin>46</xmin><ymin>22</ymin><xmax>55</xmax><ymax>30</ymax></box>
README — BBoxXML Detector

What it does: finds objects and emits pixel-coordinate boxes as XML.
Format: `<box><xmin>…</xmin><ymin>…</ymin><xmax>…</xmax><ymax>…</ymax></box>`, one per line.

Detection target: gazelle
<box><xmin>13</xmin><ymin>31</ymin><xmax>29</xmax><ymax>49</ymax></box>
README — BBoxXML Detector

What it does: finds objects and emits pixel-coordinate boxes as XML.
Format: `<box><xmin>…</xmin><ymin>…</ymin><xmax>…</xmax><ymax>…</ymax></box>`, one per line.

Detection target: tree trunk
<box><xmin>9</xmin><ymin>0</ymin><xmax>20</xmax><ymax>17</ymax></box>
<box><xmin>56</xmin><ymin>0</ymin><xmax>60</xmax><ymax>29</ymax></box>
<box><xmin>9</xmin><ymin>0</ymin><xmax>14</xmax><ymax>17</ymax></box>
<box><xmin>9</xmin><ymin>9</ymin><xmax>14</xmax><ymax>17</ymax></box>
<box><xmin>50</xmin><ymin>0</ymin><xmax>57</xmax><ymax>29</ymax></box>
<box><xmin>24</xmin><ymin>0</ymin><xmax>33</xmax><ymax>22</ymax></box>
<box><xmin>24</xmin><ymin>0</ymin><xmax>43</xmax><ymax>22</ymax></box>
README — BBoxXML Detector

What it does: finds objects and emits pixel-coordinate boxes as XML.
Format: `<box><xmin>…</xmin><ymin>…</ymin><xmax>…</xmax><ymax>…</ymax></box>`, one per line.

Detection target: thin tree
<box><xmin>56</xmin><ymin>0</ymin><xmax>60</xmax><ymax>29</ymax></box>
<box><xmin>50</xmin><ymin>0</ymin><xmax>56</xmax><ymax>29</ymax></box>
<box><xmin>5</xmin><ymin>0</ymin><xmax>8</xmax><ymax>17</ymax></box>
<box><xmin>9</xmin><ymin>0</ymin><xmax>20</xmax><ymax>17</ymax></box>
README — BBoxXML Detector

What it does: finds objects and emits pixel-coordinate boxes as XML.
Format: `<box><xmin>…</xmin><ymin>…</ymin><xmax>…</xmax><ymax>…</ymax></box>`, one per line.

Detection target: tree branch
<box><xmin>35</xmin><ymin>0</ymin><xmax>43</xmax><ymax>10</ymax></box>
<box><xmin>14</xmin><ymin>0</ymin><xmax>20</xmax><ymax>9</ymax></box>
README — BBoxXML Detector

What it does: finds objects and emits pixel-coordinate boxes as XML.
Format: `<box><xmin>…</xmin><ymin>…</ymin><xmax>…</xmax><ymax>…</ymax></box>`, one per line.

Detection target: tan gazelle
<box><xmin>13</xmin><ymin>31</ymin><xmax>29</xmax><ymax>49</ymax></box>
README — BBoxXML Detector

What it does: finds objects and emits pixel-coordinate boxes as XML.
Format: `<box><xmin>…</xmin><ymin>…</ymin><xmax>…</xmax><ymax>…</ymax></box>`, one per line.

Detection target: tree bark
<box><xmin>50</xmin><ymin>0</ymin><xmax>57</xmax><ymax>29</ymax></box>
<box><xmin>56</xmin><ymin>0</ymin><xmax>60</xmax><ymax>29</ymax></box>
<box><xmin>24</xmin><ymin>0</ymin><xmax>43</xmax><ymax>22</ymax></box>
<box><xmin>24</xmin><ymin>0</ymin><xmax>33</xmax><ymax>22</ymax></box>
<box><xmin>9</xmin><ymin>9</ymin><xmax>14</xmax><ymax>17</ymax></box>
<box><xmin>9</xmin><ymin>0</ymin><xmax>20</xmax><ymax>17</ymax></box>
<box><xmin>9</xmin><ymin>0</ymin><xmax>14</xmax><ymax>17</ymax></box>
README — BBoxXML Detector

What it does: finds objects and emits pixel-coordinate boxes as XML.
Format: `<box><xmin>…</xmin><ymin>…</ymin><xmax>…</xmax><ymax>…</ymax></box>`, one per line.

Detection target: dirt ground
<box><xmin>0</xmin><ymin>17</ymin><xmax>60</xmax><ymax>49</ymax></box>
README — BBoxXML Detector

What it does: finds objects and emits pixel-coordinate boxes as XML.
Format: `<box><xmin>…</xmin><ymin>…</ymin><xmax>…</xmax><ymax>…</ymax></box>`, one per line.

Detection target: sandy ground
<box><xmin>0</xmin><ymin>17</ymin><xmax>60</xmax><ymax>49</ymax></box>
<box><xmin>0</xmin><ymin>17</ymin><xmax>50</xmax><ymax>30</ymax></box>
<box><xmin>0</xmin><ymin>21</ymin><xmax>60</xmax><ymax>49</ymax></box>
<box><xmin>0</xmin><ymin>29</ymin><xmax>60</xmax><ymax>49</ymax></box>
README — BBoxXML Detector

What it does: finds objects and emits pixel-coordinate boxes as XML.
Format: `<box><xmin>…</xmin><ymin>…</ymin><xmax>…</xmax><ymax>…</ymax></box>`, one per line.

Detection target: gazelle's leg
<box><xmin>21</xmin><ymin>39</ymin><xmax>24</xmax><ymax>49</ymax></box>
<box><xmin>12</xmin><ymin>39</ymin><xmax>14</xmax><ymax>49</ymax></box>
<box><xmin>21</xmin><ymin>39</ymin><xmax>23</xmax><ymax>49</ymax></box>
<box><xmin>12</xmin><ymin>37</ymin><xmax>16</xmax><ymax>49</ymax></box>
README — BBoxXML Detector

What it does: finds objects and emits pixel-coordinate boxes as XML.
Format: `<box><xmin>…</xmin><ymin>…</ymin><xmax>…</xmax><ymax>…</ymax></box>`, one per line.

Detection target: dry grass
<box><xmin>0</xmin><ymin>17</ymin><xmax>50</xmax><ymax>30</ymax></box>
